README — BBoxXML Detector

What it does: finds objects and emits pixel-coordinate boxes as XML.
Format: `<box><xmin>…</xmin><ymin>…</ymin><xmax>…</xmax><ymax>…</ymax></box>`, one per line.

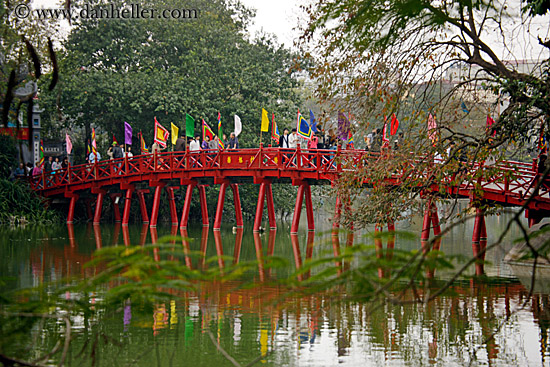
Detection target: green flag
<box><xmin>185</xmin><ymin>114</ymin><xmax>195</xmax><ymax>137</ymax></box>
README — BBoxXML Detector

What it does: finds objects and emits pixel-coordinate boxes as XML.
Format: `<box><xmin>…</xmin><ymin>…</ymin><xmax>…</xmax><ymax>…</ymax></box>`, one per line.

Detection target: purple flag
<box><xmin>124</xmin><ymin>121</ymin><xmax>132</xmax><ymax>145</ymax></box>
<box><xmin>338</xmin><ymin>111</ymin><xmax>350</xmax><ymax>142</ymax></box>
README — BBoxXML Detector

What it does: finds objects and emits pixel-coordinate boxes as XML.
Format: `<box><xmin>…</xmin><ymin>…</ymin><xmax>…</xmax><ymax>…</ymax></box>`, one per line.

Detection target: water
<box><xmin>1</xmin><ymin>201</ymin><xmax>549</xmax><ymax>366</ymax></box>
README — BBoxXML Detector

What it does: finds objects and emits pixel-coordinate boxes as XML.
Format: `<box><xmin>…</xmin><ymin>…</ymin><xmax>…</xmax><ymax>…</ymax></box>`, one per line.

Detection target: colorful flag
<box><xmin>171</xmin><ymin>122</ymin><xmax>179</xmax><ymax>145</ymax></box>
<box><xmin>390</xmin><ymin>114</ymin><xmax>399</xmax><ymax>136</ymax></box>
<box><xmin>202</xmin><ymin>119</ymin><xmax>215</xmax><ymax>141</ymax></box>
<box><xmin>91</xmin><ymin>128</ymin><xmax>97</xmax><ymax>154</ymax></box>
<box><xmin>337</xmin><ymin>111</ymin><xmax>350</xmax><ymax>142</ymax></box>
<box><xmin>347</xmin><ymin>131</ymin><xmax>354</xmax><ymax>149</ymax></box>
<box><xmin>185</xmin><ymin>114</ymin><xmax>195</xmax><ymax>138</ymax></box>
<box><xmin>140</xmin><ymin>131</ymin><xmax>149</xmax><ymax>154</ymax></box>
<box><xmin>66</xmin><ymin>133</ymin><xmax>73</xmax><ymax>154</ymax></box>
<box><xmin>297</xmin><ymin>110</ymin><xmax>312</xmax><ymax>140</ymax></box>
<box><xmin>309</xmin><ymin>109</ymin><xmax>317</xmax><ymax>133</ymax></box>
<box><xmin>154</xmin><ymin>117</ymin><xmax>169</xmax><ymax>148</ymax></box>
<box><xmin>234</xmin><ymin>115</ymin><xmax>242</xmax><ymax>137</ymax></box>
<box><xmin>461</xmin><ymin>101</ymin><xmax>469</xmax><ymax>113</ymax></box>
<box><xmin>428</xmin><ymin>113</ymin><xmax>437</xmax><ymax>143</ymax></box>
<box><xmin>261</xmin><ymin>108</ymin><xmax>269</xmax><ymax>132</ymax></box>
<box><xmin>86</xmin><ymin>140</ymin><xmax>91</xmax><ymax>156</ymax></box>
<box><xmin>486</xmin><ymin>114</ymin><xmax>496</xmax><ymax>137</ymax></box>
<box><xmin>382</xmin><ymin>122</ymin><xmax>389</xmax><ymax>143</ymax></box>
<box><xmin>218</xmin><ymin>112</ymin><xmax>224</xmax><ymax>149</ymax></box>
<box><xmin>113</xmin><ymin>134</ymin><xmax>118</xmax><ymax>145</ymax></box>
<box><xmin>124</xmin><ymin>121</ymin><xmax>132</xmax><ymax>145</ymax></box>
<box><xmin>39</xmin><ymin>139</ymin><xmax>44</xmax><ymax>166</ymax></box>
<box><xmin>271</xmin><ymin>113</ymin><xmax>280</xmax><ymax>142</ymax></box>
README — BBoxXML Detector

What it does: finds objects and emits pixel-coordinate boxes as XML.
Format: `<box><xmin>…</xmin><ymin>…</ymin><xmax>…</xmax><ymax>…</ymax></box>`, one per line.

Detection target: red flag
<box><xmin>154</xmin><ymin>117</ymin><xmax>169</xmax><ymax>148</ymax></box>
<box><xmin>486</xmin><ymin>115</ymin><xmax>496</xmax><ymax>137</ymax></box>
<box><xmin>390</xmin><ymin>113</ymin><xmax>399</xmax><ymax>135</ymax></box>
<box><xmin>112</xmin><ymin>134</ymin><xmax>118</xmax><ymax>145</ymax></box>
<box><xmin>428</xmin><ymin>113</ymin><xmax>437</xmax><ymax>143</ymax></box>
<box><xmin>202</xmin><ymin>119</ymin><xmax>215</xmax><ymax>141</ymax></box>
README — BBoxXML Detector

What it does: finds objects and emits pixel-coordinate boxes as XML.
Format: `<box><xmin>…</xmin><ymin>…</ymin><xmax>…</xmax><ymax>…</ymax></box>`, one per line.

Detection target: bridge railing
<box><xmin>28</xmin><ymin>147</ymin><xmax>549</xmax><ymax>202</ymax></box>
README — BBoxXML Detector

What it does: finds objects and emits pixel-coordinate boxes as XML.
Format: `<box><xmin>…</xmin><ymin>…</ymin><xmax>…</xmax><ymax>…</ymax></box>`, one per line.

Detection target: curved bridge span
<box><xmin>29</xmin><ymin>147</ymin><xmax>550</xmax><ymax>233</ymax></box>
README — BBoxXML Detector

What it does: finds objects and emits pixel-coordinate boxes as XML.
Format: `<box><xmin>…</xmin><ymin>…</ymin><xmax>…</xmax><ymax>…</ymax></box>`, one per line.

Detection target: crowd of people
<box><xmin>15</xmin><ymin>124</ymin><xmax>398</xmax><ymax>178</ymax></box>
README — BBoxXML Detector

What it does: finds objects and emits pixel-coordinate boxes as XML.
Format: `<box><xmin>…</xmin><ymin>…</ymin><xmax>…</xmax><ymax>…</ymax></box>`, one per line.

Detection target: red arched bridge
<box><xmin>29</xmin><ymin>146</ymin><xmax>550</xmax><ymax>235</ymax></box>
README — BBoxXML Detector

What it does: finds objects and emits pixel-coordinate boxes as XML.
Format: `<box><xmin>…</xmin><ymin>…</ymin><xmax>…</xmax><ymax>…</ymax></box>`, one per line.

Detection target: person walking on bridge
<box><xmin>279</xmin><ymin>128</ymin><xmax>290</xmax><ymax>149</ymax></box>
<box><xmin>175</xmin><ymin>133</ymin><xmax>186</xmax><ymax>151</ymax></box>
<box><xmin>289</xmin><ymin>129</ymin><xmax>299</xmax><ymax>149</ymax></box>
<box><xmin>228</xmin><ymin>132</ymin><xmax>239</xmax><ymax>149</ymax></box>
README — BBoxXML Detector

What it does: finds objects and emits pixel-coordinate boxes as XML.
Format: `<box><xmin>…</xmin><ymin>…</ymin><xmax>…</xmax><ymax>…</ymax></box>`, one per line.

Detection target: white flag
<box><xmin>234</xmin><ymin>114</ymin><xmax>242</xmax><ymax>137</ymax></box>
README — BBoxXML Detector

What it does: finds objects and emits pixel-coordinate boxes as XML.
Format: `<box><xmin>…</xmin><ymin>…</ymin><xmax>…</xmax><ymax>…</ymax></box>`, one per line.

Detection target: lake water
<box><xmin>1</xmin><ymin>200</ymin><xmax>549</xmax><ymax>366</ymax></box>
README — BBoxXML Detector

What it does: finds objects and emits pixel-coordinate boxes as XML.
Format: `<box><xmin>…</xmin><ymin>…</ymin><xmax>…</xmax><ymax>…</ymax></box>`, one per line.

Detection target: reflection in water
<box><xmin>2</xmin><ymin>219</ymin><xmax>550</xmax><ymax>366</ymax></box>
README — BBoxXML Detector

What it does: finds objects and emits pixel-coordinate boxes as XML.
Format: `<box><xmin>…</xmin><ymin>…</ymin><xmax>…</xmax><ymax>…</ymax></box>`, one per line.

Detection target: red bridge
<box><xmin>29</xmin><ymin>146</ymin><xmax>550</xmax><ymax>236</ymax></box>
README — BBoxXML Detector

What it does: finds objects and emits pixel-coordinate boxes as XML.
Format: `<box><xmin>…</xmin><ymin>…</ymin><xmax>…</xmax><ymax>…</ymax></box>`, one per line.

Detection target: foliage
<box><xmin>0</xmin><ymin>135</ymin><xmax>18</xmax><ymax>178</ymax></box>
<box><xmin>39</xmin><ymin>0</ymin><xmax>303</xmax><ymax>154</ymax></box>
<box><xmin>299</xmin><ymin>0</ymin><xmax>550</xmax><ymax>227</ymax></box>
<box><xmin>0</xmin><ymin>178</ymin><xmax>60</xmax><ymax>223</ymax></box>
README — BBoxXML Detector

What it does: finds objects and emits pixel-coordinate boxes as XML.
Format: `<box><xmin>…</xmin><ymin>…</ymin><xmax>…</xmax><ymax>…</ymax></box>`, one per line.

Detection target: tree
<box><xmin>299</xmin><ymin>0</ymin><xmax>550</xmax><ymax>227</ymax></box>
<box><xmin>39</xmin><ymin>0</ymin><xmax>303</xmax><ymax>154</ymax></box>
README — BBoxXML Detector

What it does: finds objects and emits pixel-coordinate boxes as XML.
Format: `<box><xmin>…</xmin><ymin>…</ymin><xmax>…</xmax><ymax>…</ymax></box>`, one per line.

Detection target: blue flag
<box><xmin>297</xmin><ymin>111</ymin><xmax>312</xmax><ymax>140</ymax></box>
<box><xmin>461</xmin><ymin>101</ymin><xmax>469</xmax><ymax>113</ymax></box>
<box><xmin>309</xmin><ymin>109</ymin><xmax>317</xmax><ymax>133</ymax></box>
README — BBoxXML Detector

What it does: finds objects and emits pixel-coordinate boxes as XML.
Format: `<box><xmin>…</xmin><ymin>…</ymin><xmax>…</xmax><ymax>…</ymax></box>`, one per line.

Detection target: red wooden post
<box><xmin>93</xmin><ymin>189</ymin><xmax>107</xmax><ymax>224</ymax></box>
<box><xmin>333</xmin><ymin>195</ymin><xmax>342</xmax><ymax>230</ymax></box>
<box><xmin>230</xmin><ymin>184</ymin><xmax>244</xmax><ymax>228</ymax></box>
<box><xmin>430</xmin><ymin>202</ymin><xmax>441</xmax><ymax>236</ymax></box>
<box><xmin>122</xmin><ymin>186</ymin><xmax>134</xmax><ymax>226</ymax></box>
<box><xmin>111</xmin><ymin>223</ymin><xmax>121</xmax><ymax>246</ymax></box>
<box><xmin>66</xmin><ymin>193</ymin><xmax>79</xmax><ymax>224</ymax></box>
<box><xmin>213</xmin><ymin>230</ymin><xmax>225</xmax><ymax>270</ymax></box>
<box><xmin>214</xmin><ymin>182</ymin><xmax>228</xmax><ymax>230</ymax></box>
<box><xmin>472</xmin><ymin>206</ymin><xmax>485</xmax><ymax>276</ymax></box>
<box><xmin>139</xmin><ymin>223</ymin><xmax>148</xmax><ymax>246</ymax></box>
<box><xmin>180</xmin><ymin>182</ymin><xmax>196</xmax><ymax>228</ymax></box>
<box><xmin>198</xmin><ymin>185</ymin><xmax>209</xmax><ymax>226</ymax></box>
<box><xmin>421</xmin><ymin>200</ymin><xmax>432</xmax><ymax>242</ymax></box>
<box><xmin>304</xmin><ymin>184</ymin><xmax>315</xmax><ymax>231</ymax></box>
<box><xmin>254</xmin><ymin>182</ymin><xmax>267</xmax><ymax>232</ymax></box>
<box><xmin>165</xmin><ymin>186</ymin><xmax>180</xmax><ymax>226</ymax></box>
<box><xmin>266</xmin><ymin>183</ymin><xmax>276</xmax><ymax>229</ymax></box>
<box><xmin>290</xmin><ymin>184</ymin><xmax>305</xmax><ymax>234</ymax></box>
<box><xmin>149</xmin><ymin>182</ymin><xmax>166</xmax><ymax>228</ymax></box>
<box><xmin>136</xmin><ymin>189</ymin><xmax>150</xmax><ymax>224</ymax></box>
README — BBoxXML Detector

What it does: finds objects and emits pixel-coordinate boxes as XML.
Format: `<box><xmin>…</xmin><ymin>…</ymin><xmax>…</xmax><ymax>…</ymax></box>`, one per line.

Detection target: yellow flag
<box><xmin>171</xmin><ymin>122</ymin><xmax>179</xmax><ymax>145</ymax></box>
<box><xmin>261</xmin><ymin>108</ymin><xmax>269</xmax><ymax>132</ymax></box>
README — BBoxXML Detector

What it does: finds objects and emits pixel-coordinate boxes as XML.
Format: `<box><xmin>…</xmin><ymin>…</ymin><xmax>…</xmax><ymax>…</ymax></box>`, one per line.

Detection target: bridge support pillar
<box><xmin>136</xmin><ymin>189</ymin><xmax>150</xmax><ymax>224</ymax></box>
<box><xmin>214</xmin><ymin>182</ymin><xmax>228</xmax><ymax>231</ymax></box>
<box><xmin>421</xmin><ymin>199</ymin><xmax>440</xmax><ymax>242</ymax></box>
<box><xmin>231</xmin><ymin>184</ymin><xmax>244</xmax><ymax>228</ymax></box>
<box><xmin>291</xmin><ymin>182</ymin><xmax>314</xmax><ymax>234</ymax></box>
<box><xmin>472</xmin><ymin>207</ymin><xmax>487</xmax><ymax>276</ymax></box>
<box><xmin>180</xmin><ymin>182</ymin><xmax>197</xmax><ymax>229</ymax></box>
<box><xmin>150</xmin><ymin>182</ymin><xmax>167</xmax><ymax>228</ymax></box>
<box><xmin>66</xmin><ymin>193</ymin><xmax>79</xmax><ymax>224</ymax></box>
<box><xmin>198</xmin><ymin>185</ymin><xmax>209</xmax><ymax>227</ymax></box>
<box><xmin>92</xmin><ymin>188</ymin><xmax>107</xmax><ymax>224</ymax></box>
<box><xmin>254</xmin><ymin>182</ymin><xmax>267</xmax><ymax>232</ymax></box>
<box><xmin>332</xmin><ymin>195</ymin><xmax>342</xmax><ymax>230</ymax></box>
<box><xmin>122</xmin><ymin>186</ymin><xmax>134</xmax><ymax>226</ymax></box>
<box><xmin>165</xmin><ymin>186</ymin><xmax>180</xmax><ymax>226</ymax></box>
<box><xmin>85</xmin><ymin>199</ymin><xmax>94</xmax><ymax>221</ymax></box>
<box><xmin>253</xmin><ymin>181</ymin><xmax>276</xmax><ymax>231</ymax></box>
<box><xmin>109</xmin><ymin>193</ymin><xmax>122</xmax><ymax>223</ymax></box>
